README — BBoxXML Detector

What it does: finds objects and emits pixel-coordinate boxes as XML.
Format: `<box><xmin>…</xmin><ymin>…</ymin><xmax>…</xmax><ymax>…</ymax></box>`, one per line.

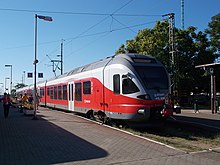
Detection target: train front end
<box><xmin>133</xmin><ymin>59</ymin><xmax>173</xmax><ymax>121</ymax></box>
<box><xmin>110</xmin><ymin>54</ymin><xmax>173</xmax><ymax>122</ymax></box>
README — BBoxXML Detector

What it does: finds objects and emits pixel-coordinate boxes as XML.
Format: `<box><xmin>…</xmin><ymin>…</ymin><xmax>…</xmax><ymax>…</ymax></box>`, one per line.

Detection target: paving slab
<box><xmin>1</xmin><ymin>104</ymin><xmax>220</xmax><ymax>165</ymax></box>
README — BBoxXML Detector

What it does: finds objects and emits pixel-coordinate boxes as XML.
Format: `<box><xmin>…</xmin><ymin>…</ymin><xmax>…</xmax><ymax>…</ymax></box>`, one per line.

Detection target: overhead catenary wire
<box><xmin>111</xmin><ymin>16</ymin><xmax>137</xmax><ymax>34</ymax></box>
<box><xmin>1</xmin><ymin>0</ymin><xmax>184</xmax><ymax>86</ymax></box>
<box><xmin>1</xmin><ymin>0</ymin><xmax>165</xmax><ymax>78</ymax></box>
<box><xmin>65</xmin><ymin>19</ymin><xmax>164</xmax><ymax>59</ymax></box>
<box><xmin>0</xmin><ymin>19</ymin><xmax>160</xmax><ymax>53</ymax></box>
<box><xmin>36</xmin><ymin>0</ymin><xmax>137</xmax><ymax>76</ymax></box>
<box><xmin>0</xmin><ymin>0</ymin><xmax>162</xmax><ymax>53</ymax></box>
<box><xmin>0</xmin><ymin>8</ymin><xmax>161</xmax><ymax>17</ymax></box>
<box><xmin>63</xmin><ymin>0</ymin><xmax>135</xmax><ymax>47</ymax></box>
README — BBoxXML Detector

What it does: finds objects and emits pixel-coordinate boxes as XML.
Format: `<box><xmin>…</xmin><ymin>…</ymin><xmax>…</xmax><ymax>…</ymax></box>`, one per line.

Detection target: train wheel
<box><xmin>86</xmin><ymin>110</ymin><xmax>94</xmax><ymax>120</ymax></box>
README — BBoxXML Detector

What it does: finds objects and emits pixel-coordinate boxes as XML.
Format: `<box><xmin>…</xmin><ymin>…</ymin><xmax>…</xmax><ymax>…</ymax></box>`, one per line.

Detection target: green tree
<box><xmin>205</xmin><ymin>13</ymin><xmax>220</xmax><ymax>56</ymax></box>
<box><xmin>115</xmin><ymin>21</ymin><xmax>214</xmax><ymax>98</ymax></box>
<box><xmin>115</xmin><ymin>44</ymin><xmax>126</xmax><ymax>54</ymax></box>
<box><xmin>119</xmin><ymin>21</ymin><xmax>170</xmax><ymax>69</ymax></box>
<box><xmin>11</xmin><ymin>83</ymin><xmax>27</xmax><ymax>97</ymax></box>
<box><xmin>14</xmin><ymin>83</ymin><xmax>27</xmax><ymax>89</ymax></box>
<box><xmin>205</xmin><ymin>13</ymin><xmax>220</xmax><ymax>92</ymax></box>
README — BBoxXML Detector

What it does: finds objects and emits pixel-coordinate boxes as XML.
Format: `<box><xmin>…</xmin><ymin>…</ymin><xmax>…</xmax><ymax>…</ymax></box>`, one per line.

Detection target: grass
<box><xmin>123</xmin><ymin>122</ymin><xmax>220</xmax><ymax>152</ymax></box>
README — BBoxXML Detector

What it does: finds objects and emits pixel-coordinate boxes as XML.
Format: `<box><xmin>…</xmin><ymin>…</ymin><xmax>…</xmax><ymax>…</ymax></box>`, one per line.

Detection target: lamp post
<box><xmin>5</xmin><ymin>64</ymin><xmax>12</xmax><ymax>94</ymax></box>
<box><xmin>33</xmin><ymin>14</ymin><xmax>53</xmax><ymax>120</ymax></box>
<box><xmin>0</xmin><ymin>83</ymin><xmax>3</xmax><ymax>95</ymax></box>
<box><xmin>22</xmin><ymin>71</ymin><xmax>26</xmax><ymax>84</ymax></box>
<box><xmin>5</xmin><ymin>77</ymin><xmax>10</xmax><ymax>93</ymax></box>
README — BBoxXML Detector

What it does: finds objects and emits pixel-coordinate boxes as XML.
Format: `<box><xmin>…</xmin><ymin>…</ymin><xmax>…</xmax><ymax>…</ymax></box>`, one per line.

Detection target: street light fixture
<box><xmin>33</xmin><ymin>14</ymin><xmax>53</xmax><ymax>120</ymax></box>
<box><xmin>5</xmin><ymin>64</ymin><xmax>12</xmax><ymax>94</ymax></box>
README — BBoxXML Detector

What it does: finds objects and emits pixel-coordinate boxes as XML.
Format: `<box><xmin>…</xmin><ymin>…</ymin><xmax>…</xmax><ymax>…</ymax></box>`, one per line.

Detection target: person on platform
<box><xmin>3</xmin><ymin>93</ymin><xmax>11</xmax><ymax>118</ymax></box>
<box><xmin>28</xmin><ymin>94</ymin><xmax>33</xmax><ymax>103</ymax></box>
<box><xmin>36</xmin><ymin>93</ymin><xmax>40</xmax><ymax>110</ymax></box>
<box><xmin>22</xmin><ymin>93</ymin><xmax>28</xmax><ymax>104</ymax></box>
<box><xmin>20</xmin><ymin>93</ymin><xmax>28</xmax><ymax>112</ymax></box>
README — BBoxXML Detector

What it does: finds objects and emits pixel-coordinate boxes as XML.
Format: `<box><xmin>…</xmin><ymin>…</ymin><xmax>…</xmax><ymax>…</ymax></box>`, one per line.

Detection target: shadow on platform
<box><xmin>0</xmin><ymin>104</ymin><xmax>108</xmax><ymax>165</ymax></box>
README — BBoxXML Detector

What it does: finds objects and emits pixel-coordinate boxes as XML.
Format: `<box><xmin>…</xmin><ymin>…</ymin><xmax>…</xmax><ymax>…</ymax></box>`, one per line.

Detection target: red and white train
<box><xmin>16</xmin><ymin>53</ymin><xmax>173</xmax><ymax>123</ymax></box>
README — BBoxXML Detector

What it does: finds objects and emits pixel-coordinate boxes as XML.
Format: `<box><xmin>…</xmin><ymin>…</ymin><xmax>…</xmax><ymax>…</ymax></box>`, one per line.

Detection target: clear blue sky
<box><xmin>0</xmin><ymin>0</ymin><xmax>219</xmax><ymax>94</ymax></box>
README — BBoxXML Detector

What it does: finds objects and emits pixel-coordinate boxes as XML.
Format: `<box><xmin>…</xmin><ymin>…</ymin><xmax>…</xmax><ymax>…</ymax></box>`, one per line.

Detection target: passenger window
<box><xmin>54</xmin><ymin>86</ymin><xmax>57</xmax><ymax>100</ymax></box>
<box><xmin>58</xmin><ymin>86</ymin><xmax>62</xmax><ymax>100</ymax></box>
<box><xmin>40</xmin><ymin>88</ymin><xmax>44</xmax><ymax>96</ymax></box>
<box><xmin>63</xmin><ymin>85</ymin><xmax>67</xmax><ymax>100</ymax></box>
<box><xmin>47</xmin><ymin>87</ymin><xmax>49</xmax><ymax>96</ymax></box>
<box><xmin>83</xmin><ymin>81</ymin><xmax>91</xmax><ymax>94</ymax></box>
<box><xmin>113</xmin><ymin>74</ymin><xmax>120</xmax><ymax>94</ymax></box>
<box><xmin>75</xmin><ymin>82</ymin><xmax>82</xmax><ymax>101</ymax></box>
<box><xmin>122</xmin><ymin>78</ymin><xmax>140</xmax><ymax>94</ymax></box>
<box><xmin>50</xmin><ymin>87</ymin><xmax>54</xmax><ymax>99</ymax></box>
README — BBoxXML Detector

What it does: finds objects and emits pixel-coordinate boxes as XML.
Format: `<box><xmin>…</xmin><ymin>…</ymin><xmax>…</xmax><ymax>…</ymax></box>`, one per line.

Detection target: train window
<box><xmin>122</xmin><ymin>78</ymin><xmax>140</xmax><ymax>94</ymax></box>
<box><xmin>40</xmin><ymin>88</ymin><xmax>44</xmax><ymax>96</ymax></box>
<box><xmin>50</xmin><ymin>87</ymin><xmax>54</xmax><ymax>99</ymax></box>
<box><xmin>58</xmin><ymin>86</ymin><xmax>62</xmax><ymax>100</ymax></box>
<box><xmin>54</xmin><ymin>86</ymin><xmax>57</xmax><ymax>100</ymax></box>
<box><xmin>75</xmin><ymin>82</ymin><xmax>82</xmax><ymax>101</ymax></box>
<box><xmin>83</xmin><ymin>81</ymin><xmax>91</xmax><ymax>94</ymax></box>
<box><xmin>134</xmin><ymin>66</ymin><xmax>168</xmax><ymax>89</ymax></box>
<box><xmin>113</xmin><ymin>74</ymin><xmax>120</xmax><ymax>94</ymax></box>
<box><xmin>63</xmin><ymin>85</ymin><xmax>67</xmax><ymax>100</ymax></box>
<box><xmin>47</xmin><ymin>87</ymin><xmax>50</xmax><ymax>96</ymax></box>
<box><xmin>132</xmin><ymin>58</ymin><xmax>156</xmax><ymax>63</ymax></box>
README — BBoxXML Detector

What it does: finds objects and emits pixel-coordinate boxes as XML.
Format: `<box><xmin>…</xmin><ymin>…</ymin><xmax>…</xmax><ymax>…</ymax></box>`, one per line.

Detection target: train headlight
<box><xmin>137</xmin><ymin>108</ymin><xmax>145</xmax><ymax>115</ymax></box>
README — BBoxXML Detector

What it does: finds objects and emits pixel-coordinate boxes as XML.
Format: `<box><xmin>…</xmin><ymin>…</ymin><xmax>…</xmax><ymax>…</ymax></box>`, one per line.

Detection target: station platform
<box><xmin>172</xmin><ymin>109</ymin><xmax>220</xmax><ymax>131</ymax></box>
<box><xmin>1</xmin><ymin>103</ymin><xmax>220</xmax><ymax>165</ymax></box>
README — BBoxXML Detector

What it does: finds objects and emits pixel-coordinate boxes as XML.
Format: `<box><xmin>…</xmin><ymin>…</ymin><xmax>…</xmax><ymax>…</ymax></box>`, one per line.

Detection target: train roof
<box><xmin>66</xmin><ymin>53</ymin><xmax>157</xmax><ymax>76</ymax></box>
<box><xmin>38</xmin><ymin>53</ymin><xmax>159</xmax><ymax>84</ymax></box>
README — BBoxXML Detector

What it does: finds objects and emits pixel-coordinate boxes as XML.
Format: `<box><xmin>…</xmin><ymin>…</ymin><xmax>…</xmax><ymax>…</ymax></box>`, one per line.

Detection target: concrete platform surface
<box><xmin>1</xmin><ymin>104</ymin><xmax>220</xmax><ymax>165</ymax></box>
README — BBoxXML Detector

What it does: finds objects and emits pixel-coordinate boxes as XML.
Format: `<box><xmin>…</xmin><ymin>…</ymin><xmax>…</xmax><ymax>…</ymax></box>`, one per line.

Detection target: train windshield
<box><xmin>134</xmin><ymin>66</ymin><xmax>169</xmax><ymax>90</ymax></box>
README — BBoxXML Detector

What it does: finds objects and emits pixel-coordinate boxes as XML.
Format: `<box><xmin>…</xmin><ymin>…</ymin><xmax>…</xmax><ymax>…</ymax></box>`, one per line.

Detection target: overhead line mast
<box><xmin>163</xmin><ymin>13</ymin><xmax>177</xmax><ymax>95</ymax></box>
<box><xmin>181</xmin><ymin>0</ymin><xmax>185</xmax><ymax>30</ymax></box>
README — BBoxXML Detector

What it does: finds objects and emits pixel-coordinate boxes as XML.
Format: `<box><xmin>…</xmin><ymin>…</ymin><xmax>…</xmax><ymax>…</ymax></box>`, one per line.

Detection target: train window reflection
<box><xmin>83</xmin><ymin>81</ymin><xmax>91</xmax><ymax>94</ymax></box>
<box><xmin>40</xmin><ymin>88</ymin><xmax>44</xmax><ymax>96</ymax></box>
<box><xmin>113</xmin><ymin>74</ymin><xmax>120</xmax><ymax>94</ymax></box>
<box><xmin>58</xmin><ymin>86</ymin><xmax>62</xmax><ymax>100</ymax></box>
<box><xmin>75</xmin><ymin>82</ymin><xmax>82</xmax><ymax>101</ymax></box>
<box><xmin>54</xmin><ymin>86</ymin><xmax>57</xmax><ymax>100</ymax></box>
<box><xmin>50</xmin><ymin>87</ymin><xmax>54</xmax><ymax>99</ymax></box>
<box><xmin>134</xmin><ymin>66</ymin><xmax>168</xmax><ymax>90</ymax></box>
<box><xmin>122</xmin><ymin>78</ymin><xmax>139</xmax><ymax>94</ymax></box>
<box><xmin>63</xmin><ymin>85</ymin><xmax>67</xmax><ymax>100</ymax></box>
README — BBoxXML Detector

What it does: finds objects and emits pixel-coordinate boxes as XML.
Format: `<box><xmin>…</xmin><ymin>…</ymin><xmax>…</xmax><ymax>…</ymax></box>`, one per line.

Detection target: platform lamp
<box><xmin>33</xmin><ymin>14</ymin><xmax>53</xmax><ymax>120</ymax></box>
<box><xmin>5</xmin><ymin>64</ymin><xmax>12</xmax><ymax>94</ymax></box>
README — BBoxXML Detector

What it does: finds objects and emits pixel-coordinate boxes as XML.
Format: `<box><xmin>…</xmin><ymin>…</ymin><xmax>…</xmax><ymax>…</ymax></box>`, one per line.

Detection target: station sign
<box><xmin>27</xmin><ymin>72</ymin><xmax>33</xmax><ymax>78</ymax></box>
<box><xmin>27</xmin><ymin>72</ymin><xmax>43</xmax><ymax>78</ymax></box>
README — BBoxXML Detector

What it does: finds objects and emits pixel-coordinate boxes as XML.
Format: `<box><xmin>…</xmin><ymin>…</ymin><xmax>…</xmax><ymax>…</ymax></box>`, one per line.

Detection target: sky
<box><xmin>0</xmin><ymin>0</ymin><xmax>219</xmax><ymax>94</ymax></box>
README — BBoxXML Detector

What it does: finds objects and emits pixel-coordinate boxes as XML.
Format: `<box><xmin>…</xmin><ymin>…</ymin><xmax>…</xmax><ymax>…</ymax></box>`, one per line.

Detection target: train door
<box><xmin>103</xmin><ymin>66</ymin><xmax>111</xmax><ymax>116</ymax></box>
<box><xmin>68</xmin><ymin>82</ymin><xmax>74</xmax><ymax>111</ymax></box>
